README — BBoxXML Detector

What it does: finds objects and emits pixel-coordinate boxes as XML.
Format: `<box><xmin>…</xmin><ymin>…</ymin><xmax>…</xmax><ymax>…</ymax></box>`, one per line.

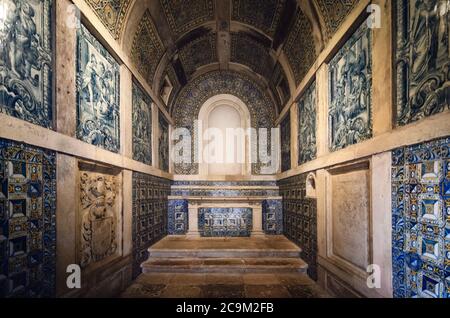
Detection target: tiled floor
<box><xmin>121</xmin><ymin>273</ymin><xmax>332</xmax><ymax>298</ymax></box>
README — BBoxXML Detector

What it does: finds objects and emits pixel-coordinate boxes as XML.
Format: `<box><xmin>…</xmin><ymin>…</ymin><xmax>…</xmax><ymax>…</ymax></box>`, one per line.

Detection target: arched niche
<box><xmin>198</xmin><ymin>94</ymin><xmax>251</xmax><ymax>176</ymax></box>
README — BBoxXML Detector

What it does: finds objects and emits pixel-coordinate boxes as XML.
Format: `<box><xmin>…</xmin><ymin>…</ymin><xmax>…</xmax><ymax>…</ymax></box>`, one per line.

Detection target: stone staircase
<box><xmin>141</xmin><ymin>236</ymin><xmax>308</xmax><ymax>274</ymax></box>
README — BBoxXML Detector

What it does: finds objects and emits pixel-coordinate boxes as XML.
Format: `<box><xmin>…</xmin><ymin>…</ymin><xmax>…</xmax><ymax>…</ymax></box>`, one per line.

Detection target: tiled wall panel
<box><xmin>132</xmin><ymin>173</ymin><xmax>171</xmax><ymax>277</ymax></box>
<box><xmin>279</xmin><ymin>174</ymin><xmax>318</xmax><ymax>280</ymax></box>
<box><xmin>0</xmin><ymin>138</ymin><xmax>56</xmax><ymax>297</ymax></box>
<box><xmin>392</xmin><ymin>137</ymin><xmax>450</xmax><ymax>298</ymax></box>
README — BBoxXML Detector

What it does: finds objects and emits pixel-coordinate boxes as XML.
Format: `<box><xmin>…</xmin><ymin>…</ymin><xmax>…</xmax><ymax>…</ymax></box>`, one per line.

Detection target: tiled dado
<box><xmin>132</xmin><ymin>172</ymin><xmax>171</xmax><ymax>278</ymax></box>
<box><xmin>392</xmin><ymin>137</ymin><xmax>450</xmax><ymax>298</ymax></box>
<box><xmin>279</xmin><ymin>174</ymin><xmax>318</xmax><ymax>280</ymax></box>
<box><xmin>0</xmin><ymin>138</ymin><xmax>56</xmax><ymax>298</ymax></box>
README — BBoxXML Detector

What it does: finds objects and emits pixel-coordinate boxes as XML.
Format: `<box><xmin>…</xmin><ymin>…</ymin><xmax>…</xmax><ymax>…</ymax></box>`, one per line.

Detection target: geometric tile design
<box><xmin>132</xmin><ymin>173</ymin><xmax>171</xmax><ymax>278</ymax></box>
<box><xmin>231</xmin><ymin>0</ymin><xmax>286</xmax><ymax>37</ymax></box>
<box><xmin>315</xmin><ymin>0</ymin><xmax>359</xmax><ymax>41</ymax></box>
<box><xmin>392</xmin><ymin>137</ymin><xmax>450</xmax><ymax>298</ymax></box>
<box><xmin>394</xmin><ymin>0</ymin><xmax>449</xmax><ymax>126</ymax></box>
<box><xmin>131</xmin><ymin>10</ymin><xmax>165</xmax><ymax>86</ymax></box>
<box><xmin>170</xmin><ymin>181</ymin><xmax>280</xmax><ymax>197</ymax></box>
<box><xmin>178</xmin><ymin>32</ymin><xmax>217</xmax><ymax>78</ymax></box>
<box><xmin>199</xmin><ymin>208</ymin><xmax>253</xmax><ymax>237</ymax></box>
<box><xmin>263</xmin><ymin>200</ymin><xmax>283</xmax><ymax>235</ymax></box>
<box><xmin>84</xmin><ymin>0</ymin><xmax>132</xmax><ymax>40</ymax></box>
<box><xmin>161</xmin><ymin>0</ymin><xmax>214</xmax><ymax>38</ymax></box>
<box><xmin>168</xmin><ymin>199</ymin><xmax>188</xmax><ymax>235</ymax></box>
<box><xmin>279</xmin><ymin>174</ymin><xmax>318</xmax><ymax>280</ymax></box>
<box><xmin>281</xmin><ymin>112</ymin><xmax>291</xmax><ymax>172</ymax></box>
<box><xmin>76</xmin><ymin>23</ymin><xmax>120</xmax><ymax>153</ymax></box>
<box><xmin>298</xmin><ymin>81</ymin><xmax>317</xmax><ymax>165</ymax></box>
<box><xmin>132</xmin><ymin>81</ymin><xmax>152</xmax><ymax>165</ymax></box>
<box><xmin>158</xmin><ymin>111</ymin><xmax>170</xmax><ymax>173</ymax></box>
<box><xmin>0</xmin><ymin>138</ymin><xmax>56</xmax><ymax>297</ymax></box>
<box><xmin>231</xmin><ymin>33</ymin><xmax>272</xmax><ymax>80</ymax></box>
<box><xmin>0</xmin><ymin>0</ymin><xmax>53</xmax><ymax>128</ymax></box>
<box><xmin>172</xmin><ymin>71</ymin><xmax>276</xmax><ymax>175</ymax></box>
<box><xmin>283</xmin><ymin>9</ymin><xmax>317</xmax><ymax>85</ymax></box>
<box><xmin>328</xmin><ymin>19</ymin><xmax>372</xmax><ymax>152</ymax></box>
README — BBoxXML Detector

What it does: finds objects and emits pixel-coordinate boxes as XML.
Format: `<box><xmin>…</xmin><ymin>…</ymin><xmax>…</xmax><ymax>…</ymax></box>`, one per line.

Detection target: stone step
<box><xmin>148</xmin><ymin>249</ymin><xmax>301</xmax><ymax>259</ymax></box>
<box><xmin>141</xmin><ymin>257</ymin><xmax>308</xmax><ymax>274</ymax></box>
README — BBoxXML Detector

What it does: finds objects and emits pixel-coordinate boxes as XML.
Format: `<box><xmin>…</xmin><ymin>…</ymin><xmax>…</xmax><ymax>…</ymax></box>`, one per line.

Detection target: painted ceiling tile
<box><xmin>178</xmin><ymin>33</ymin><xmax>217</xmax><ymax>77</ymax></box>
<box><xmin>283</xmin><ymin>9</ymin><xmax>317</xmax><ymax>85</ymax></box>
<box><xmin>315</xmin><ymin>0</ymin><xmax>359</xmax><ymax>40</ymax></box>
<box><xmin>161</xmin><ymin>0</ymin><xmax>214</xmax><ymax>37</ymax></box>
<box><xmin>231</xmin><ymin>0</ymin><xmax>286</xmax><ymax>37</ymax></box>
<box><xmin>131</xmin><ymin>10</ymin><xmax>165</xmax><ymax>86</ymax></box>
<box><xmin>231</xmin><ymin>33</ymin><xmax>273</xmax><ymax>80</ymax></box>
<box><xmin>84</xmin><ymin>0</ymin><xmax>133</xmax><ymax>40</ymax></box>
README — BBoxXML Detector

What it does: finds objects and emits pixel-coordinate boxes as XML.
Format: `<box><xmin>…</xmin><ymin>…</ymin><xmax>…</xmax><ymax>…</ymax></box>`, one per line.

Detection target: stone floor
<box><xmin>121</xmin><ymin>273</ymin><xmax>332</xmax><ymax>298</ymax></box>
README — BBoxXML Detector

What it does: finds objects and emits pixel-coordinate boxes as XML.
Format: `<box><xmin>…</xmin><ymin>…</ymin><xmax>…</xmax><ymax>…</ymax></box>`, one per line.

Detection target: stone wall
<box><xmin>278</xmin><ymin>0</ymin><xmax>449</xmax><ymax>298</ymax></box>
<box><xmin>0</xmin><ymin>0</ymin><xmax>172</xmax><ymax>298</ymax></box>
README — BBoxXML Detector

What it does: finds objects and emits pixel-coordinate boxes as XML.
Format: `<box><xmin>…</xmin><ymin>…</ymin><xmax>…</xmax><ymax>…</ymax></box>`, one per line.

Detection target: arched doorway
<box><xmin>198</xmin><ymin>94</ymin><xmax>251</xmax><ymax>176</ymax></box>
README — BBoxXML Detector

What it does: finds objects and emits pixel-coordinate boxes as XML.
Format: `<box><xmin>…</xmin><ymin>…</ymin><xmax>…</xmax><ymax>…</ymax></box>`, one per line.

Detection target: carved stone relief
<box><xmin>78</xmin><ymin>163</ymin><xmax>122</xmax><ymax>269</ymax></box>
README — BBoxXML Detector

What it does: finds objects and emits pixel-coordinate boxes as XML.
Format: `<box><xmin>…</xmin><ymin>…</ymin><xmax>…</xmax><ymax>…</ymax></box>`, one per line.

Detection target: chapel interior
<box><xmin>0</xmin><ymin>0</ymin><xmax>449</xmax><ymax>299</ymax></box>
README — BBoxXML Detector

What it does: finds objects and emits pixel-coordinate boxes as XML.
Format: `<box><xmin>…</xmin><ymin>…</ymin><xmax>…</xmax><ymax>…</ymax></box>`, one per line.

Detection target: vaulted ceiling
<box><xmin>85</xmin><ymin>0</ymin><xmax>360</xmax><ymax>115</ymax></box>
